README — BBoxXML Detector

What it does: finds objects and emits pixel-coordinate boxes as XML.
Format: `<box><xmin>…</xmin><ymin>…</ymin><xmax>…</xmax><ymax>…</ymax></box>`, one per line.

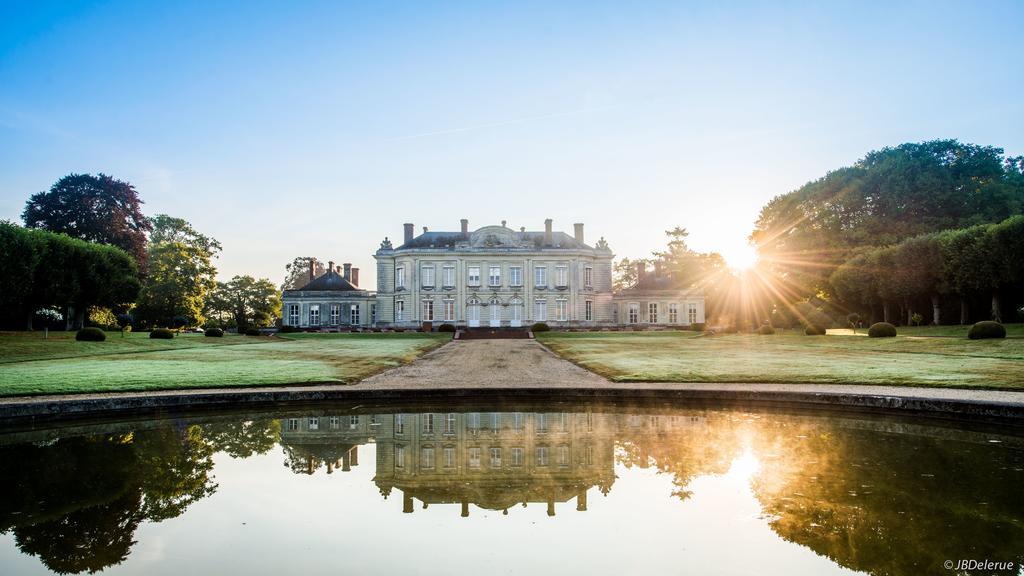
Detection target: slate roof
<box><xmin>398</xmin><ymin>230</ymin><xmax>590</xmax><ymax>250</ymax></box>
<box><xmin>288</xmin><ymin>269</ymin><xmax>361</xmax><ymax>292</ymax></box>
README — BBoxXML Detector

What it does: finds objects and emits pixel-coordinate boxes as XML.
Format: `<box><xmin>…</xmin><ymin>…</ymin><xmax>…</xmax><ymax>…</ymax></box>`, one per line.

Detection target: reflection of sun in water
<box><xmin>725</xmin><ymin>450</ymin><xmax>761</xmax><ymax>482</ymax></box>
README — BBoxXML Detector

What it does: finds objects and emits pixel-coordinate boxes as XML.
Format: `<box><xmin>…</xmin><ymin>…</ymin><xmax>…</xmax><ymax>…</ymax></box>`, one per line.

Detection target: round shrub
<box><xmin>244</xmin><ymin>328</ymin><xmax>261</xmax><ymax>336</ymax></box>
<box><xmin>804</xmin><ymin>325</ymin><xmax>827</xmax><ymax>336</ymax></box>
<box><xmin>868</xmin><ymin>322</ymin><xmax>897</xmax><ymax>338</ymax></box>
<box><xmin>76</xmin><ymin>327</ymin><xmax>106</xmax><ymax>342</ymax></box>
<box><xmin>968</xmin><ymin>321</ymin><xmax>1006</xmax><ymax>340</ymax></box>
<box><xmin>531</xmin><ymin>322</ymin><xmax>550</xmax><ymax>332</ymax></box>
<box><xmin>150</xmin><ymin>328</ymin><xmax>175</xmax><ymax>339</ymax></box>
<box><xmin>205</xmin><ymin>327</ymin><xmax>224</xmax><ymax>337</ymax></box>
<box><xmin>758</xmin><ymin>325</ymin><xmax>775</xmax><ymax>335</ymax></box>
<box><xmin>437</xmin><ymin>323</ymin><xmax>456</xmax><ymax>333</ymax></box>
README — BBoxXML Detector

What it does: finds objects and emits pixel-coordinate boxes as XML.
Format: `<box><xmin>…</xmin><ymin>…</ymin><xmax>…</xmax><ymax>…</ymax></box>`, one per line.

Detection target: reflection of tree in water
<box><xmin>200</xmin><ymin>419</ymin><xmax>280</xmax><ymax>459</ymax></box>
<box><xmin>0</xmin><ymin>424</ymin><xmax>219</xmax><ymax>574</ymax></box>
<box><xmin>749</xmin><ymin>419</ymin><xmax>1024</xmax><ymax>576</ymax></box>
<box><xmin>615</xmin><ymin>414</ymin><xmax>744</xmax><ymax>501</ymax></box>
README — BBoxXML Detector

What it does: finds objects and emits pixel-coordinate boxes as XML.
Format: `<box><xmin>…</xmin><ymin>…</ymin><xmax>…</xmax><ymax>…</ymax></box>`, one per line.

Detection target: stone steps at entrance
<box><xmin>456</xmin><ymin>327</ymin><xmax>533</xmax><ymax>340</ymax></box>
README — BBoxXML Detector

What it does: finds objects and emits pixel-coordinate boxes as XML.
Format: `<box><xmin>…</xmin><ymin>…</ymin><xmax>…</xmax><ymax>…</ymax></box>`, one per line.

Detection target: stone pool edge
<box><xmin>3</xmin><ymin>383</ymin><xmax>1024</xmax><ymax>424</ymax></box>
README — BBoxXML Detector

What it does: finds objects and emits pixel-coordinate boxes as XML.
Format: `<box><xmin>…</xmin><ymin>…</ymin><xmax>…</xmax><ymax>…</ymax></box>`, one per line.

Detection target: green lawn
<box><xmin>536</xmin><ymin>326</ymin><xmax>1024</xmax><ymax>389</ymax></box>
<box><xmin>0</xmin><ymin>331</ymin><xmax>449</xmax><ymax>396</ymax></box>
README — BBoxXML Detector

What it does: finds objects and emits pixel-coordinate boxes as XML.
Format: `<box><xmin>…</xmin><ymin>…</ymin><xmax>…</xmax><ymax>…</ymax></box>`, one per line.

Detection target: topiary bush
<box><xmin>531</xmin><ymin>322</ymin><xmax>550</xmax><ymax>332</ymax></box>
<box><xmin>804</xmin><ymin>325</ymin><xmax>827</xmax><ymax>335</ymax></box>
<box><xmin>279</xmin><ymin>325</ymin><xmax>300</xmax><ymax>333</ymax></box>
<box><xmin>437</xmin><ymin>323</ymin><xmax>456</xmax><ymax>332</ymax></box>
<box><xmin>868</xmin><ymin>322</ymin><xmax>897</xmax><ymax>338</ymax></box>
<box><xmin>691</xmin><ymin>323</ymin><xmax>706</xmax><ymax>332</ymax></box>
<box><xmin>968</xmin><ymin>321</ymin><xmax>1006</xmax><ymax>340</ymax></box>
<box><xmin>244</xmin><ymin>328</ymin><xmax>261</xmax><ymax>336</ymax></box>
<box><xmin>150</xmin><ymin>328</ymin><xmax>174</xmax><ymax>339</ymax></box>
<box><xmin>76</xmin><ymin>327</ymin><xmax>106</xmax><ymax>341</ymax></box>
<box><xmin>758</xmin><ymin>325</ymin><xmax>775</xmax><ymax>335</ymax></box>
<box><xmin>205</xmin><ymin>327</ymin><xmax>224</xmax><ymax>337</ymax></box>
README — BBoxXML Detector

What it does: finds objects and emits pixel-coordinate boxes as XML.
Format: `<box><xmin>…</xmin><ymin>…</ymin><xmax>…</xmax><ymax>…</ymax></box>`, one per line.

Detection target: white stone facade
<box><xmin>374</xmin><ymin>220</ymin><xmax>615</xmax><ymax>328</ymax></box>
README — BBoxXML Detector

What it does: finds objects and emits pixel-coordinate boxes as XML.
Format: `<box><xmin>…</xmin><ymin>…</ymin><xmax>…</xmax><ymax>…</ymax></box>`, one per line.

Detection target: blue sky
<box><xmin>2</xmin><ymin>1</ymin><xmax>1022</xmax><ymax>285</ymax></box>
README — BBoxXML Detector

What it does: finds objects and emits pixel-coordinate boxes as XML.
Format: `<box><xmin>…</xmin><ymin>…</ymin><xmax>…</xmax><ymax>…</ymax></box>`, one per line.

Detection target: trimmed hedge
<box><xmin>531</xmin><ymin>322</ymin><xmax>551</xmax><ymax>332</ymax></box>
<box><xmin>76</xmin><ymin>327</ymin><xmax>106</xmax><ymax>341</ymax></box>
<box><xmin>758</xmin><ymin>325</ymin><xmax>775</xmax><ymax>335</ymax></box>
<box><xmin>278</xmin><ymin>325</ymin><xmax>300</xmax><ymax>333</ymax></box>
<box><xmin>437</xmin><ymin>323</ymin><xmax>456</xmax><ymax>332</ymax></box>
<box><xmin>244</xmin><ymin>328</ymin><xmax>261</xmax><ymax>336</ymax></box>
<box><xmin>804</xmin><ymin>325</ymin><xmax>827</xmax><ymax>335</ymax></box>
<box><xmin>691</xmin><ymin>323</ymin><xmax>706</xmax><ymax>332</ymax></box>
<box><xmin>150</xmin><ymin>328</ymin><xmax>174</xmax><ymax>339</ymax></box>
<box><xmin>968</xmin><ymin>321</ymin><xmax>1006</xmax><ymax>340</ymax></box>
<box><xmin>868</xmin><ymin>322</ymin><xmax>897</xmax><ymax>338</ymax></box>
<box><xmin>205</xmin><ymin>327</ymin><xmax>224</xmax><ymax>337</ymax></box>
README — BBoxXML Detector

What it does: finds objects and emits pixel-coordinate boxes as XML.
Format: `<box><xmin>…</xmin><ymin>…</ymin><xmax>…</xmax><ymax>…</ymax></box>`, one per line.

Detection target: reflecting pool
<box><xmin>1</xmin><ymin>402</ymin><xmax>1023</xmax><ymax>575</ymax></box>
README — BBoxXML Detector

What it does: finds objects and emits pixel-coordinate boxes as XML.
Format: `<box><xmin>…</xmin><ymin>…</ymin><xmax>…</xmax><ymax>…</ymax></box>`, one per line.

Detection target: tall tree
<box><xmin>135</xmin><ymin>215</ymin><xmax>220</xmax><ymax>327</ymax></box>
<box><xmin>206</xmin><ymin>275</ymin><xmax>282</xmax><ymax>329</ymax></box>
<box><xmin>281</xmin><ymin>256</ymin><xmax>325</xmax><ymax>290</ymax></box>
<box><xmin>22</xmin><ymin>173</ymin><xmax>152</xmax><ymax>267</ymax></box>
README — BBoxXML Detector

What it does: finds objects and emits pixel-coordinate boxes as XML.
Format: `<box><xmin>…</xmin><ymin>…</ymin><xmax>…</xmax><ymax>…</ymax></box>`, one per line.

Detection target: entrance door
<box><xmin>489</xmin><ymin>299</ymin><xmax>501</xmax><ymax>327</ymax></box>
<box><xmin>467</xmin><ymin>299</ymin><xmax>480</xmax><ymax>327</ymax></box>
<box><xmin>510</xmin><ymin>300</ymin><xmax>523</xmax><ymax>327</ymax></box>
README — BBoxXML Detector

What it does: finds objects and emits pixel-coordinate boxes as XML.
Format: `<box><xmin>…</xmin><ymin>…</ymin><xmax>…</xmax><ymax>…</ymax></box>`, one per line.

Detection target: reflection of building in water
<box><xmin>278</xmin><ymin>410</ymin><xmax>706</xmax><ymax>516</ymax></box>
<box><xmin>279</xmin><ymin>414</ymin><xmax>382</xmax><ymax>475</ymax></box>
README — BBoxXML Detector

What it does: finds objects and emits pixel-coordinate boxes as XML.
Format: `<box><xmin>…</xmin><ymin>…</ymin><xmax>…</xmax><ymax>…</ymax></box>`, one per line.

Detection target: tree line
<box><xmin>0</xmin><ymin>173</ymin><xmax>281</xmax><ymax>331</ymax></box>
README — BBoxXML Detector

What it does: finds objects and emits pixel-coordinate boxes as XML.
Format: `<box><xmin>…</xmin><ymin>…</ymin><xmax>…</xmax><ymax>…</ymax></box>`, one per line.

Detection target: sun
<box><xmin>722</xmin><ymin>244</ymin><xmax>760</xmax><ymax>272</ymax></box>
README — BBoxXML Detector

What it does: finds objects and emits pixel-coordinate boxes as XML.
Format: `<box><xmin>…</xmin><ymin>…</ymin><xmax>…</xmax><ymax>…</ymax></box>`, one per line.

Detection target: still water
<box><xmin>1</xmin><ymin>401</ymin><xmax>1023</xmax><ymax>576</ymax></box>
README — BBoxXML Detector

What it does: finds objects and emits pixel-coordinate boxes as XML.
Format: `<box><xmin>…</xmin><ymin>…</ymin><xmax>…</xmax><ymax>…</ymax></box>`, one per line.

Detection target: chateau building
<box><xmin>374</xmin><ymin>219</ymin><xmax>615</xmax><ymax>328</ymax></box>
<box><xmin>280</xmin><ymin>219</ymin><xmax>706</xmax><ymax>329</ymax></box>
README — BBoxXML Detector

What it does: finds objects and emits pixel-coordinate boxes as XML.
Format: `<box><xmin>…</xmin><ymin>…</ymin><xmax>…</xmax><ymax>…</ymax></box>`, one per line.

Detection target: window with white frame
<box><xmin>557</xmin><ymin>445</ymin><xmax>569</xmax><ymax>466</ymax></box>
<box><xmin>585</xmin><ymin>300</ymin><xmax>593</xmax><ymax>321</ymax></box>
<box><xmin>556</xmin><ymin>266</ymin><xmax>568</xmax><ymax>287</ymax></box>
<box><xmin>443</xmin><ymin>266</ymin><xmax>455</xmax><ymax>287</ymax></box>
<box><xmin>489</xmin><ymin>412</ymin><xmax>500</xmax><ymax>430</ymax></box>
<box><xmin>586</xmin><ymin>445</ymin><xmax>594</xmax><ymax>465</ymax></box>
<box><xmin>556</xmin><ymin>298</ymin><xmax>567</xmax><ymax>321</ymax></box>
<box><xmin>534</xmin><ymin>299</ymin><xmax>547</xmax><ymax>321</ymax></box>
<box><xmin>395</xmin><ymin>300</ymin><xmax>405</xmax><ymax>322</ymax></box>
<box><xmin>511</xmin><ymin>447</ymin><xmax>524</xmax><ymax>466</ymax></box>
<box><xmin>443</xmin><ymin>446</ymin><xmax>456</xmax><ymax>468</ymax></box>
<box><xmin>649</xmin><ymin>302</ymin><xmax>658</xmax><ymax>323</ymax></box>
<box><xmin>421</xmin><ymin>447</ymin><xmax>435</xmax><ymax>469</ymax></box>
<box><xmin>350</xmin><ymin>304</ymin><xmax>360</xmax><ymax>325</ymax></box>
<box><xmin>585</xmin><ymin>266</ymin><xmax>593</xmax><ymax>287</ymax></box>
<box><xmin>510</xmin><ymin>266</ymin><xmax>522</xmax><ymax>286</ymax></box>
<box><xmin>395</xmin><ymin>266</ymin><xmax>406</xmax><ymax>289</ymax></box>
<box><xmin>421</xmin><ymin>299</ymin><xmax>434</xmax><ymax>321</ymax></box>
<box><xmin>308</xmin><ymin>417</ymin><xmax>319</xmax><ymax>431</ymax></box>
<box><xmin>421</xmin><ymin>265</ymin><xmax>435</xmax><ymax>287</ymax></box>
<box><xmin>688</xmin><ymin>303</ymin><xmax>698</xmax><ymax>324</ymax></box>
<box><xmin>489</xmin><ymin>266</ymin><xmax>501</xmax><ymax>287</ymax></box>
<box><xmin>468</xmin><ymin>412</ymin><xmax>480</xmax><ymax>431</ymax></box>
<box><xmin>309</xmin><ymin>304</ymin><xmax>320</xmax><ymax>326</ymax></box>
<box><xmin>349</xmin><ymin>415</ymin><xmax>359</xmax><ymax>428</ymax></box>
<box><xmin>288</xmin><ymin>304</ymin><xmax>300</xmax><ymax>325</ymax></box>
<box><xmin>330</xmin><ymin>304</ymin><xmax>340</xmax><ymax>325</ymax></box>
<box><xmin>422</xmin><ymin>413</ymin><xmax>434</xmax><ymax>434</ymax></box>
<box><xmin>490</xmin><ymin>447</ymin><xmax>502</xmax><ymax>468</ymax></box>
<box><xmin>395</xmin><ymin>414</ymin><xmax>405</xmax><ymax>435</ymax></box>
<box><xmin>330</xmin><ymin>416</ymin><xmax>339</xmax><ymax>429</ymax></box>
<box><xmin>628</xmin><ymin>303</ymin><xmax>639</xmax><ymax>323</ymax></box>
<box><xmin>536</xmin><ymin>413</ymin><xmax>548</xmax><ymax>433</ymax></box>
<box><xmin>534</xmin><ymin>266</ymin><xmax>547</xmax><ymax>287</ymax></box>
<box><xmin>668</xmin><ymin>303</ymin><xmax>678</xmax><ymax>323</ymax></box>
<box><xmin>286</xmin><ymin>418</ymin><xmax>299</xmax><ymax>431</ymax></box>
<box><xmin>395</xmin><ymin>445</ymin><xmax>405</xmax><ymax>468</ymax></box>
<box><xmin>445</xmin><ymin>413</ymin><xmax>456</xmax><ymax>434</ymax></box>
<box><xmin>536</xmin><ymin>446</ymin><xmax>549</xmax><ymax>466</ymax></box>
<box><xmin>443</xmin><ymin>299</ymin><xmax>455</xmax><ymax>321</ymax></box>
<box><xmin>468</xmin><ymin>447</ymin><xmax>481</xmax><ymax>468</ymax></box>
<box><xmin>513</xmin><ymin>412</ymin><xmax>524</xmax><ymax>432</ymax></box>
<box><xmin>468</xmin><ymin>266</ymin><xmax>481</xmax><ymax>286</ymax></box>
<box><xmin>559</xmin><ymin>412</ymin><xmax>569</xmax><ymax>432</ymax></box>
<box><xmin>371</xmin><ymin>303</ymin><xmax>376</xmax><ymax>322</ymax></box>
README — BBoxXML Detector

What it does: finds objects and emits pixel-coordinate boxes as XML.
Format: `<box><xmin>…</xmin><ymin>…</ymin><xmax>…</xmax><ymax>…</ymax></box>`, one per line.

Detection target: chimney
<box><xmin>460</xmin><ymin>218</ymin><xmax>468</xmax><ymax>234</ymax></box>
<box><xmin>573</xmin><ymin>223</ymin><xmax>584</xmax><ymax>244</ymax></box>
<box><xmin>343</xmin><ymin>263</ymin><xmax>352</xmax><ymax>281</ymax></box>
<box><xmin>501</xmin><ymin>220</ymin><xmax>507</xmax><ymax>227</ymax></box>
<box><xmin>336</xmin><ymin>265</ymin><xmax>342</xmax><ymax>274</ymax></box>
<box><xmin>403</xmin><ymin>223</ymin><xmax>414</xmax><ymax>245</ymax></box>
<box><xmin>328</xmin><ymin>260</ymin><xmax>335</xmax><ymax>274</ymax></box>
<box><xmin>544</xmin><ymin>218</ymin><xmax>553</xmax><ymax>245</ymax></box>
<box><xmin>351</xmin><ymin>267</ymin><xmax>360</xmax><ymax>287</ymax></box>
<box><xmin>654</xmin><ymin>261</ymin><xmax>663</xmax><ymax>277</ymax></box>
<box><xmin>636</xmin><ymin>261</ymin><xmax>646</xmax><ymax>284</ymax></box>
<box><xmin>309</xmin><ymin>258</ymin><xmax>317</xmax><ymax>282</ymax></box>
<box><xmin>423</xmin><ymin>226</ymin><xmax>429</xmax><ymax>234</ymax></box>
